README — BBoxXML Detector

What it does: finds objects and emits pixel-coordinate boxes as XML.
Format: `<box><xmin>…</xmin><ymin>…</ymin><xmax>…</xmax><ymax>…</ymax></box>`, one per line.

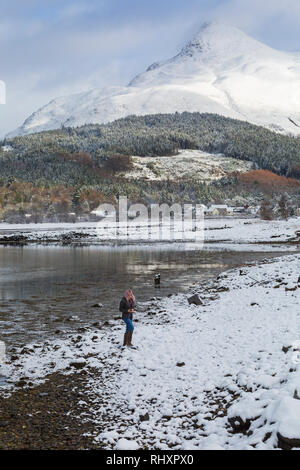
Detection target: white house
<box><xmin>205</xmin><ymin>205</ymin><xmax>233</xmax><ymax>216</ymax></box>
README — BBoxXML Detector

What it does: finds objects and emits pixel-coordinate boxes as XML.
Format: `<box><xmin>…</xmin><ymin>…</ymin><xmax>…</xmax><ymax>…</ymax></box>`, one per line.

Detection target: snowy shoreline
<box><xmin>1</xmin><ymin>252</ymin><xmax>300</xmax><ymax>449</ymax></box>
<box><xmin>0</xmin><ymin>217</ymin><xmax>299</xmax><ymax>249</ymax></box>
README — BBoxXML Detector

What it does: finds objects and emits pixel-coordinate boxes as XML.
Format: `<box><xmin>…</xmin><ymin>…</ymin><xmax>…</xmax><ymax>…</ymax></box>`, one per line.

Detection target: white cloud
<box><xmin>211</xmin><ymin>0</ymin><xmax>300</xmax><ymax>49</ymax></box>
<box><xmin>57</xmin><ymin>2</ymin><xmax>100</xmax><ymax>21</ymax></box>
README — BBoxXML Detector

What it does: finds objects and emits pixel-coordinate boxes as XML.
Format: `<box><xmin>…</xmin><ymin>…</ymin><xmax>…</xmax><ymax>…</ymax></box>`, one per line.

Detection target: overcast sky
<box><xmin>0</xmin><ymin>0</ymin><xmax>300</xmax><ymax>137</ymax></box>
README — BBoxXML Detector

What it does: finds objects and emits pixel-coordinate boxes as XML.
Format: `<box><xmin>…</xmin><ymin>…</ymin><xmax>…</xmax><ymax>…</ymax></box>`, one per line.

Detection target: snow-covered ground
<box><xmin>205</xmin><ymin>217</ymin><xmax>300</xmax><ymax>244</ymax></box>
<box><xmin>0</xmin><ymin>217</ymin><xmax>299</xmax><ymax>250</ymax></box>
<box><xmin>1</xmin><ymin>254</ymin><xmax>300</xmax><ymax>449</ymax></box>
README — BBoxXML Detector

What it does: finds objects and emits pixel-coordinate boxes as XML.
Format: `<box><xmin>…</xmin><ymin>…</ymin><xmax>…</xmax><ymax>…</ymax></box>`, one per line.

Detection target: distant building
<box><xmin>233</xmin><ymin>207</ymin><xmax>245</xmax><ymax>214</ymax></box>
<box><xmin>205</xmin><ymin>205</ymin><xmax>233</xmax><ymax>216</ymax></box>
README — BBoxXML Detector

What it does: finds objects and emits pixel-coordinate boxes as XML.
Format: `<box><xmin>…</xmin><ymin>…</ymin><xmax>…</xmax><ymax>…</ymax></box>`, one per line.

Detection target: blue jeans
<box><xmin>123</xmin><ymin>318</ymin><xmax>134</xmax><ymax>333</ymax></box>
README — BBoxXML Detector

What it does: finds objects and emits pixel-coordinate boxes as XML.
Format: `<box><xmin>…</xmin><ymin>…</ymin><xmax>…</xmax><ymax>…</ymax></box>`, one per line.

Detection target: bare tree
<box><xmin>278</xmin><ymin>194</ymin><xmax>290</xmax><ymax>220</ymax></box>
<box><xmin>260</xmin><ymin>198</ymin><xmax>274</xmax><ymax>220</ymax></box>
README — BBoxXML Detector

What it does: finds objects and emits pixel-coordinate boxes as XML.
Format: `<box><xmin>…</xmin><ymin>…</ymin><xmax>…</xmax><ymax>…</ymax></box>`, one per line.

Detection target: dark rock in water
<box><xmin>176</xmin><ymin>362</ymin><xmax>185</xmax><ymax>367</ymax></box>
<box><xmin>140</xmin><ymin>412</ymin><xmax>150</xmax><ymax>422</ymax></box>
<box><xmin>188</xmin><ymin>294</ymin><xmax>203</xmax><ymax>306</ymax></box>
<box><xmin>70</xmin><ymin>361</ymin><xmax>86</xmax><ymax>370</ymax></box>
<box><xmin>77</xmin><ymin>327</ymin><xmax>87</xmax><ymax>333</ymax></box>
<box><xmin>92</xmin><ymin>303</ymin><xmax>103</xmax><ymax>309</ymax></box>
<box><xmin>277</xmin><ymin>433</ymin><xmax>300</xmax><ymax>450</ymax></box>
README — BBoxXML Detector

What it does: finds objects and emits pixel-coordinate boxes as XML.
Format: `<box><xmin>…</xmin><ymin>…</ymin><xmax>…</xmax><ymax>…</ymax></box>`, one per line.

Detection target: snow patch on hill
<box><xmin>122</xmin><ymin>149</ymin><xmax>253</xmax><ymax>182</ymax></box>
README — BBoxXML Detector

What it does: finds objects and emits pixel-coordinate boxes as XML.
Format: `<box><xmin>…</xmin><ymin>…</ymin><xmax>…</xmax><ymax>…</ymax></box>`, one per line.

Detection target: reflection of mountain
<box><xmin>10</xmin><ymin>21</ymin><xmax>300</xmax><ymax>137</ymax></box>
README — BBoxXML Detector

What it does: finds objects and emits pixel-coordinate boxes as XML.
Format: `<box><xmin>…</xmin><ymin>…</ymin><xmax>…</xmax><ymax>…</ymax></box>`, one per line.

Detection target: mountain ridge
<box><xmin>8</xmin><ymin>21</ymin><xmax>300</xmax><ymax>137</ymax></box>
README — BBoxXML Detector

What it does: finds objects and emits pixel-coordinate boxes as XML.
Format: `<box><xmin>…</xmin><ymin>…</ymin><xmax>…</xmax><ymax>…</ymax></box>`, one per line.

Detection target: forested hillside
<box><xmin>2</xmin><ymin>112</ymin><xmax>300</xmax><ymax>182</ymax></box>
<box><xmin>0</xmin><ymin>112</ymin><xmax>300</xmax><ymax>221</ymax></box>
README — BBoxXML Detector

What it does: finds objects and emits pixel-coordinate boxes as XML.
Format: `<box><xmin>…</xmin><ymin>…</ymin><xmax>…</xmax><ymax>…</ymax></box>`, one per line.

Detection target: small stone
<box><xmin>16</xmin><ymin>379</ymin><xmax>27</xmax><ymax>387</ymax></box>
<box><xmin>228</xmin><ymin>416</ymin><xmax>252</xmax><ymax>434</ymax></box>
<box><xmin>217</xmin><ymin>287</ymin><xmax>230</xmax><ymax>293</ymax></box>
<box><xmin>294</xmin><ymin>390</ymin><xmax>300</xmax><ymax>400</ymax></box>
<box><xmin>277</xmin><ymin>433</ymin><xmax>300</xmax><ymax>450</ymax></box>
<box><xmin>77</xmin><ymin>327</ymin><xmax>87</xmax><ymax>333</ymax></box>
<box><xmin>140</xmin><ymin>412</ymin><xmax>150</xmax><ymax>422</ymax></box>
<box><xmin>188</xmin><ymin>294</ymin><xmax>203</xmax><ymax>306</ymax></box>
<box><xmin>176</xmin><ymin>362</ymin><xmax>185</xmax><ymax>367</ymax></box>
<box><xmin>70</xmin><ymin>361</ymin><xmax>86</xmax><ymax>370</ymax></box>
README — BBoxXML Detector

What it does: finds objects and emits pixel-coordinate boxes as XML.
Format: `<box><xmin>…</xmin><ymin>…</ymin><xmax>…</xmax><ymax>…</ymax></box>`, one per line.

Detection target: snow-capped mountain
<box><xmin>9</xmin><ymin>21</ymin><xmax>300</xmax><ymax>137</ymax></box>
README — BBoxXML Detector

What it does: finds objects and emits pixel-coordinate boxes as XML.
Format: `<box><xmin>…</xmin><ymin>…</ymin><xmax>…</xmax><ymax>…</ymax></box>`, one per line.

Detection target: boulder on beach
<box><xmin>272</xmin><ymin>397</ymin><xmax>300</xmax><ymax>449</ymax></box>
<box><xmin>188</xmin><ymin>294</ymin><xmax>203</xmax><ymax>306</ymax></box>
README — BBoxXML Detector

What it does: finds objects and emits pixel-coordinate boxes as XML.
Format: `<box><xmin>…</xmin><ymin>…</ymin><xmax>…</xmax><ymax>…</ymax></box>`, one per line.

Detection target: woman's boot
<box><xmin>128</xmin><ymin>331</ymin><xmax>133</xmax><ymax>347</ymax></box>
<box><xmin>123</xmin><ymin>333</ymin><xmax>128</xmax><ymax>347</ymax></box>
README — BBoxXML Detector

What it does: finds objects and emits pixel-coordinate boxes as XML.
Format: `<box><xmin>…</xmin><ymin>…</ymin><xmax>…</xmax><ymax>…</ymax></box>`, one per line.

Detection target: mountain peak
<box><xmin>180</xmin><ymin>20</ymin><xmax>269</xmax><ymax>58</ymax></box>
<box><xmin>8</xmin><ymin>21</ymin><xmax>300</xmax><ymax>138</ymax></box>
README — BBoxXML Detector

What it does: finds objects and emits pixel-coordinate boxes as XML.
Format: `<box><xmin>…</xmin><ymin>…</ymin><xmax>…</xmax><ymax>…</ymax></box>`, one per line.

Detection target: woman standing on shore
<box><xmin>119</xmin><ymin>289</ymin><xmax>135</xmax><ymax>347</ymax></box>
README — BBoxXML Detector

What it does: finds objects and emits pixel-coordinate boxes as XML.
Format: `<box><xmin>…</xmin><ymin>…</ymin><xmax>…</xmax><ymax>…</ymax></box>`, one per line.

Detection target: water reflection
<box><xmin>0</xmin><ymin>245</ymin><xmax>284</xmax><ymax>349</ymax></box>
